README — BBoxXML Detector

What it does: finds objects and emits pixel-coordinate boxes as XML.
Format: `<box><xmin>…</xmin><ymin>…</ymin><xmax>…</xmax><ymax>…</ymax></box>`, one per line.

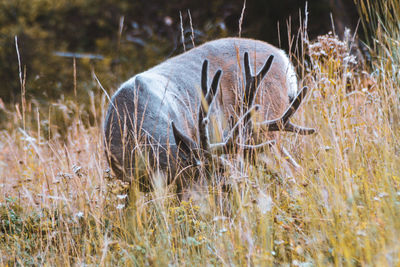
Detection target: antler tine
<box><xmin>201</xmin><ymin>60</ymin><xmax>209</xmax><ymax>97</ymax></box>
<box><xmin>259</xmin><ymin>86</ymin><xmax>316</xmax><ymax>135</ymax></box>
<box><xmin>281</xmin><ymin>86</ymin><xmax>309</xmax><ymax>122</ymax></box>
<box><xmin>256</xmin><ymin>55</ymin><xmax>274</xmax><ymax>86</ymax></box>
<box><xmin>206</xmin><ymin>69</ymin><xmax>222</xmax><ymax>106</ymax></box>
<box><xmin>283</xmin><ymin>122</ymin><xmax>316</xmax><ymax>135</ymax></box>
<box><xmin>198</xmin><ymin>59</ymin><xmax>222</xmax><ymax>152</ymax></box>
<box><xmin>171</xmin><ymin>121</ymin><xmax>198</xmax><ymax>155</ymax></box>
<box><xmin>244</xmin><ymin>52</ymin><xmax>274</xmax><ymax>109</ymax></box>
<box><xmin>200</xmin><ymin>59</ymin><xmax>222</xmax><ymax>113</ymax></box>
<box><xmin>244</xmin><ymin>52</ymin><xmax>252</xmax><ymax>88</ymax></box>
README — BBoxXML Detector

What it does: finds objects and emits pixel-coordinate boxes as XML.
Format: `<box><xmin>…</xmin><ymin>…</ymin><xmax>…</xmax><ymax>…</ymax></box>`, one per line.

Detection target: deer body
<box><xmin>104</xmin><ymin>37</ymin><xmax>314</xmax><ymax>191</ymax></box>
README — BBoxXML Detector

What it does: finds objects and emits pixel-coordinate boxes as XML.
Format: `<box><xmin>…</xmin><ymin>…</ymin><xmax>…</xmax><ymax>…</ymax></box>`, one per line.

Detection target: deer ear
<box><xmin>171</xmin><ymin>121</ymin><xmax>197</xmax><ymax>157</ymax></box>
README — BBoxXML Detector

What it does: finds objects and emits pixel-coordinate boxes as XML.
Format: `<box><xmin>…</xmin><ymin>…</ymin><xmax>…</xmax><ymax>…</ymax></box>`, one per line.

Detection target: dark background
<box><xmin>0</xmin><ymin>0</ymin><xmax>359</xmax><ymax>105</ymax></box>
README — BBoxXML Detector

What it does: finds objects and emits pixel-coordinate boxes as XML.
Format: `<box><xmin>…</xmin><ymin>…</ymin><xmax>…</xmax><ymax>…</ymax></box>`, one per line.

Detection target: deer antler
<box><xmin>172</xmin><ymin>53</ymin><xmax>315</xmax><ymax>168</ymax></box>
<box><xmin>243</xmin><ymin>52</ymin><xmax>274</xmax><ymax>112</ymax></box>
<box><xmin>221</xmin><ymin>52</ymin><xmax>274</xmax><ymax>150</ymax></box>
<box><xmin>198</xmin><ymin>60</ymin><xmax>222</xmax><ymax>152</ymax></box>
<box><xmin>258</xmin><ymin>86</ymin><xmax>316</xmax><ymax>135</ymax></box>
<box><xmin>171</xmin><ymin>59</ymin><xmax>222</xmax><ymax>164</ymax></box>
<box><xmin>193</xmin><ymin>53</ymin><xmax>275</xmax><ymax>155</ymax></box>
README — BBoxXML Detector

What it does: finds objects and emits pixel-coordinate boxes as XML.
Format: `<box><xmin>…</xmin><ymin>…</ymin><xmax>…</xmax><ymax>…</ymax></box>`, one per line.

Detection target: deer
<box><xmin>104</xmin><ymin>37</ymin><xmax>315</xmax><ymax>196</ymax></box>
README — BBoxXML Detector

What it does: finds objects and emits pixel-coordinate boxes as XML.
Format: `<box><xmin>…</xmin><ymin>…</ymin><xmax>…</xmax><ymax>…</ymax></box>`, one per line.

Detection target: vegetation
<box><xmin>0</xmin><ymin>0</ymin><xmax>399</xmax><ymax>265</ymax></box>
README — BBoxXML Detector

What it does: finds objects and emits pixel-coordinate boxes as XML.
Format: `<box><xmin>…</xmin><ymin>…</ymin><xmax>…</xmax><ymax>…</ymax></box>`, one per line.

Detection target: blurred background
<box><xmin>0</xmin><ymin>0</ymin><xmax>360</xmax><ymax>124</ymax></box>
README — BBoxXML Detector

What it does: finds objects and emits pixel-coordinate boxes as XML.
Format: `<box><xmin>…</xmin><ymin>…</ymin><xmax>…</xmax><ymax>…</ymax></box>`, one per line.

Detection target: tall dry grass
<box><xmin>1</xmin><ymin>2</ymin><xmax>399</xmax><ymax>265</ymax></box>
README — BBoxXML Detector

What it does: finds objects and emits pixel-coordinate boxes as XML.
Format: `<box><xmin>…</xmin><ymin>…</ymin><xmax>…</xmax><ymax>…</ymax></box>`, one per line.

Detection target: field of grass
<box><xmin>1</xmin><ymin>2</ymin><xmax>399</xmax><ymax>266</ymax></box>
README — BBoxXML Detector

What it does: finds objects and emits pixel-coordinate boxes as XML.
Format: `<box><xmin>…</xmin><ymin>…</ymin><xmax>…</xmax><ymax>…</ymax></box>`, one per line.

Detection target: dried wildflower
<box><xmin>306</xmin><ymin>30</ymin><xmax>376</xmax><ymax>93</ymax></box>
<box><xmin>104</xmin><ymin>168</ymin><xmax>113</xmax><ymax>180</ymax></box>
<box><xmin>54</xmin><ymin>172</ymin><xmax>73</xmax><ymax>183</ymax></box>
<box><xmin>116</xmin><ymin>194</ymin><xmax>128</xmax><ymax>200</ymax></box>
<box><xmin>308</xmin><ymin>31</ymin><xmax>356</xmax><ymax>68</ymax></box>
<box><xmin>116</xmin><ymin>204</ymin><xmax>125</xmax><ymax>209</ymax></box>
<box><xmin>74</xmin><ymin>211</ymin><xmax>84</xmax><ymax>218</ymax></box>
<box><xmin>72</xmin><ymin>164</ymin><xmax>83</xmax><ymax>177</ymax></box>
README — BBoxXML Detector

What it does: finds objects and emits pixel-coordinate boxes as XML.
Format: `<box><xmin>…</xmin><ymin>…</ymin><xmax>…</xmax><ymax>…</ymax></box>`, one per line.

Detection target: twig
<box><xmin>188</xmin><ymin>9</ymin><xmax>195</xmax><ymax>48</ymax></box>
<box><xmin>179</xmin><ymin>11</ymin><xmax>186</xmax><ymax>51</ymax></box>
<box><xmin>238</xmin><ymin>0</ymin><xmax>246</xmax><ymax>37</ymax></box>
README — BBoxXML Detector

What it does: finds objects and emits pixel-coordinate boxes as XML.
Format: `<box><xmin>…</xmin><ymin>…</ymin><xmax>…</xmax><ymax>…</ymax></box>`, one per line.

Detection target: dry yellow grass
<box><xmin>1</xmin><ymin>4</ymin><xmax>400</xmax><ymax>265</ymax></box>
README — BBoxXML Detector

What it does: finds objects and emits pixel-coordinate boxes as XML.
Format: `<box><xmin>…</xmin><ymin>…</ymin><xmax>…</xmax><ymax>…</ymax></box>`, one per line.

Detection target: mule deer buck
<box><xmin>104</xmin><ymin>37</ymin><xmax>315</xmax><ymax>194</ymax></box>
